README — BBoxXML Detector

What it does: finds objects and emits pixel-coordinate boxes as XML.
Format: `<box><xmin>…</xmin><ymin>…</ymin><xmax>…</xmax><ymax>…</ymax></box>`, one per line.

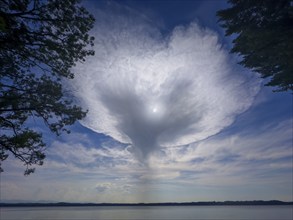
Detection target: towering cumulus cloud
<box><xmin>72</xmin><ymin>5</ymin><xmax>259</xmax><ymax>161</ymax></box>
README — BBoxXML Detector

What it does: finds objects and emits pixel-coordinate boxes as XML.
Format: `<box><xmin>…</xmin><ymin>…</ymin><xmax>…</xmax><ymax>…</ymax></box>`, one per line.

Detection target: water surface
<box><xmin>1</xmin><ymin>205</ymin><xmax>292</xmax><ymax>220</ymax></box>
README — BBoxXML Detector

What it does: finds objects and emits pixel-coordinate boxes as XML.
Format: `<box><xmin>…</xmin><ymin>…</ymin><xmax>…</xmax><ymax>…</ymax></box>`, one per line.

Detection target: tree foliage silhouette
<box><xmin>0</xmin><ymin>0</ymin><xmax>95</xmax><ymax>174</ymax></box>
<box><xmin>217</xmin><ymin>0</ymin><xmax>293</xmax><ymax>92</ymax></box>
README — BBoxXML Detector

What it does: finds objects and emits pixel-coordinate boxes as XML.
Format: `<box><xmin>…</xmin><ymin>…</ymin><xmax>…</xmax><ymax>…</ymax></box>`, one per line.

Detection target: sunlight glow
<box><xmin>72</xmin><ymin>13</ymin><xmax>259</xmax><ymax>160</ymax></box>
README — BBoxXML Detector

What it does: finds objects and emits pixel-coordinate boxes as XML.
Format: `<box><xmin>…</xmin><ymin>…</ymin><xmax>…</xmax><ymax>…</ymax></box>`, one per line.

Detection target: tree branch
<box><xmin>0</xmin><ymin>107</ymin><xmax>35</xmax><ymax>112</ymax></box>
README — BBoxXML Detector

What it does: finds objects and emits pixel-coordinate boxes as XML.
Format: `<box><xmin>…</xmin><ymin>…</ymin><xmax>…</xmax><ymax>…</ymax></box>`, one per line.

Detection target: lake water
<box><xmin>1</xmin><ymin>205</ymin><xmax>292</xmax><ymax>220</ymax></box>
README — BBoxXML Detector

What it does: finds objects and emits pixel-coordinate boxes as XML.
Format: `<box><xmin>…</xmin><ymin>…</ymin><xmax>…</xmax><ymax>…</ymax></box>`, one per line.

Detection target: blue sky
<box><xmin>1</xmin><ymin>0</ymin><xmax>292</xmax><ymax>203</ymax></box>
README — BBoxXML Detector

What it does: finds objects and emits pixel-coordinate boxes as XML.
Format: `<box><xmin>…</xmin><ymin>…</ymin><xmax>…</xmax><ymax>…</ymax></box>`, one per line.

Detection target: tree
<box><xmin>217</xmin><ymin>0</ymin><xmax>293</xmax><ymax>92</ymax></box>
<box><xmin>0</xmin><ymin>0</ymin><xmax>95</xmax><ymax>175</ymax></box>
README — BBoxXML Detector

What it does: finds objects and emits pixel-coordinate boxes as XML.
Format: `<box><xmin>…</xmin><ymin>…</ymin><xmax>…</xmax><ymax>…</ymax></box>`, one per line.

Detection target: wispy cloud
<box><xmin>46</xmin><ymin>119</ymin><xmax>292</xmax><ymax>184</ymax></box>
<box><xmin>1</xmin><ymin>118</ymin><xmax>291</xmax><ymax>202</ymax></box>
<box><xmin>72</xmin><ymin>4</ymin><xmax>260</xmax><ymax>161</ymax></box>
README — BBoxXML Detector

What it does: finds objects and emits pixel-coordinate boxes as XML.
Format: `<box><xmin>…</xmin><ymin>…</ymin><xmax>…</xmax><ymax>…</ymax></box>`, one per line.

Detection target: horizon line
<box><xmin>1</xmin><ymin>200</ymin><xmax>293</xmax><ymax>207</ymax></box>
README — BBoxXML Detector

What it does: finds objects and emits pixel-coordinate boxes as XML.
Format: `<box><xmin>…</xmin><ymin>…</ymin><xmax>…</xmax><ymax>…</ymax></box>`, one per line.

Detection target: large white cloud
<box><xmin>72</xmin><ymin>6</ymin><xmax>260</xmax><ymax>161</ymax></box>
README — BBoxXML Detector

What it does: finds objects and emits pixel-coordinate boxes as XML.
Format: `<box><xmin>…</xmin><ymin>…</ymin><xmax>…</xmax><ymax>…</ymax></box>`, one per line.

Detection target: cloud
<box><xmin>1</xmin><ymin>118</ymin><xmax>291</xmax><ymax>202</ymax></box>
<box><xmin>158</xmin><ymin>119</ymin><xmax>292</xmax><ymax>184</ymax></box>
<box><xmin>72</xmin><ymin>5</ymin><xmax>260</xmax><ymax>161</ymax></box>
<box><xmin>39</xmin><ymin>119</ymin><xmax>291</xmax><ymax>186</ymax></box>
<box><xmin>95</xmin><ymin>182</ymin><xmax>133</xmax><ymax>194</ymax></box>
<box><xmin>46</xmin><ymin>139</ymin><xmax>135</xmax><ymax>173</ymax></box>
<box><xmin>95</xmin><ymin>183</ymin><xmax>112</xmax><ymax>193</ymax></box>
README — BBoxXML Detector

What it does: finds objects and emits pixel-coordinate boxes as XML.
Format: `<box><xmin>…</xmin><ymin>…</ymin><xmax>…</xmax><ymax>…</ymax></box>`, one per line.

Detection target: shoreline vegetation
<box><xmin>1</xmin><ymin>200</ymin><xmax>292</xmax><ymax>207</ymax></box>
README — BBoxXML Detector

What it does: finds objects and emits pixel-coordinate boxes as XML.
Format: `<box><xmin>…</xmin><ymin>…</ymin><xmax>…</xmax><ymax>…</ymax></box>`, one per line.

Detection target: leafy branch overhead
<box><xmin>217</xmin><ymin>0</ymin><xmax>293</xmax><ymax>92</ymax></box>
<box><xmin>0</xmin><ymin>0</ymin><xmax>95</xmax><ymax>174</ymax></box>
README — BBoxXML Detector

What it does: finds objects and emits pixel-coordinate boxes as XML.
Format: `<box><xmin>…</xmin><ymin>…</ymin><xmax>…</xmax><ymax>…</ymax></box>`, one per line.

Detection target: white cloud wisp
<box><xmin>72</xmin><ymin>9</ymin><xmax>259</xmax><ymax>161</ymax></box>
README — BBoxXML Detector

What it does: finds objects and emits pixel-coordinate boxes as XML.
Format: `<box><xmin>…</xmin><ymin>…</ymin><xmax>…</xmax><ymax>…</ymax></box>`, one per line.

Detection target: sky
<box><xmin>1</xmin><ymin>0</ymin><xmax>292</xmax><ymax>203</ymax></box>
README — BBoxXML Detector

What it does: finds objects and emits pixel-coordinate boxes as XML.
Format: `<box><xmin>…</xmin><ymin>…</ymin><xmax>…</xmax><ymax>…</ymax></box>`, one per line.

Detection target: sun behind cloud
<box><xmin>72</xmin><ymin>5</ymin><xmax>260</xmax><ymax>162</ymax></box>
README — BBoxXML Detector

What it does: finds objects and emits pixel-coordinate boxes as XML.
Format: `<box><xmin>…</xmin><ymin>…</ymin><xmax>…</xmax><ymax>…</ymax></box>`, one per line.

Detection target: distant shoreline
<box><xmin>1</xmin><ymin>200</ymin><xmax>292</xmax><ymax>207</ymax></box>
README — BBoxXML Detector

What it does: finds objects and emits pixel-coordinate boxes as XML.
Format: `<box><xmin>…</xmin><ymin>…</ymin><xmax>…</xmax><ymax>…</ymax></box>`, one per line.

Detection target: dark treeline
<box><xmin>1</xmin><ymin>200</ymin><xmax>292</xmax><ymax>207</ymax></box>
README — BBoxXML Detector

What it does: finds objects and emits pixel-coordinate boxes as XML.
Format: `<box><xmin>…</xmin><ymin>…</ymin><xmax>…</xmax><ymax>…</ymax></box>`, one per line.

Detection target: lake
<box><xmin>1</xmin><ymin>205</ymin><xmax>292</xmax><ymax>220</ymax></box>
